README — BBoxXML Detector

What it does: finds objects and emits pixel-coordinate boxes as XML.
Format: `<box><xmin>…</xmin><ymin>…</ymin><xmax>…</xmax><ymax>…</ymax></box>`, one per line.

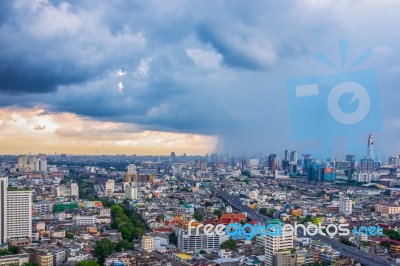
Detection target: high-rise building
<box><xmin>38</xmin><ymin>154</ymin><xmax>47</xmax><ymax>172</ymax></box>
<box><xmin>70</xmin><ymin>183</ymin><xmax>79</xmax><ymax>199</ymax></box>
<box><xmin>265</xmin><ymin>227</ymin><xmax>294</xmax><ymax>266</ymax></box>
<box><xmin>290</xmin><ymin>151</ymin><xmax>298</xmax><ymax>165</ymax></box>
<box><xmin>367</xmin><ymin>134</ymin><xmax>374</xmax><ymax>159</ymax></box>
<box><xmin>340</xmin><ymin>198</ymin><xmax>352</xmax><ymax>215</ymax></box>
<box><xmin>284</xmin><ymin>150</ymin><xmax>290</xmax><ymax>162</ymax></box>
<box><xmin>6</xmin><ymin>189</ymin><xmax>32</xmax><ymax>240</ymax></box>
<box><xmin>0</xmin><ymin>177</ymin><xmax>7</xmax><ymax>245</ymax></box>
<box><xmin>105</xmin><ymin>180</ymin><xmax>115</xmax><ymax>197</ymax></box>
<box><xmin>125</xmin><ymin>185</ymin><xmax>138</xmax><ymax>200</ymax></box>
<box><xmin>335</xmin><ymin>160</ymin><xmax>351</xmax><ymax>171</ymax></box>
<box><xmin>269</xmin><ymin>154</ymin><xmax>277</xmax><ymax>170</ymax></box>
<box><xmin>360</xmin><ymin>158</ymin><xmax>374</xmax><ymax>172</ymax></box>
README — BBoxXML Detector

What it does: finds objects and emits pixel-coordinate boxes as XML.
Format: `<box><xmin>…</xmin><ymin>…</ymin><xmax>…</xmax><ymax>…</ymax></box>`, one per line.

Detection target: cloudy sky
<box><xmin>0</xmin><ymin>0</ymin><xmax>399</xmax><ymax>159</ymax></box>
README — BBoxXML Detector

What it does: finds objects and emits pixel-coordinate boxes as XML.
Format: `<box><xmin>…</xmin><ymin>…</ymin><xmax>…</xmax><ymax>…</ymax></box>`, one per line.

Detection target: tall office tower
<box><xmin>284</xmin><ymin>150</ymin><xmax>290</xmax><ymax>162</ymax></box>
<box><xmin>105</xmin><ymin>180</ymin><xmax>115</xmax><ymax>197</ymax></box>
<box><xmin>290</xmin><ymin>151</ymin><xmax>298</xmax><ymax>165</ymax></box>
<box><xmin>0</xmin><ymin>177</ymin><xmax>7</xmax><ymax>245</ymax></box>
<box><xmin>265</xmin><ymin>227</ymin><xmax>294</xmax><ymax>266</ymax></box>
<box><xmin>269</xmin><ymin>154</ymin><xmax>277</xmax><ymax>170</ymax></box>
<box><xmin>367</xmin><ymin>134</ymin><xmax>374</xmax><ymax>159</ymax></box>
<box><xmin>70</xmin><ymin>183</ymin><xmax>79</xmax><ymax>199</ymax></box>
<box><xmin>6</xmin><ymin>189</ymin><xmax>32</xmax><ymax>240</ymax></box>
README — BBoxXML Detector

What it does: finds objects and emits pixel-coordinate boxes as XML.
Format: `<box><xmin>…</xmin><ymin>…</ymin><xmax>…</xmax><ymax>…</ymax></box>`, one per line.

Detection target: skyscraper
<box><xmin>367</xmin><ymin>134</ymin><xmax>374</xmax><ymax>159</ymax></box>
<box><xmin>290</xmin><ymin>151</ymin><xmax>298</xmax><ymax>165</ymax></box>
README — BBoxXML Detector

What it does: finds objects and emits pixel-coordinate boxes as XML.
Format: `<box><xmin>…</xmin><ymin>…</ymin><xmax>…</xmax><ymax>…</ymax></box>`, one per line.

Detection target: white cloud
<box><xmin>186</xmin><ymin>48</ymin><xmax>222</xmax><ymax>68</ymax></box>
<box><xmin>135</xmin><ymin>58</ymin><xmax>152</xmax><ymax>77</ymax></box>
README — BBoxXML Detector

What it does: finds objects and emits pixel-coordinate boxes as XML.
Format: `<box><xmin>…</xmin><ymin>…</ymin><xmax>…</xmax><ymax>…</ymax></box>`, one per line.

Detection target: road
<box><xmin>178</xmin><ymin>177</ymin><xmax>392</xmax><ymax>266</ymax></box>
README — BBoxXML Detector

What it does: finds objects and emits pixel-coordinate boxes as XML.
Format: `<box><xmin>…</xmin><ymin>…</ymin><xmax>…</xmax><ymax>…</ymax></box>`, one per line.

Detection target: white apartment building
<box><xmin>74</xmin><ymin>216</ymin><xmax>97</xmax><ymax>226</ymax></box>
<box><xmin>265</xmin><ymin>227</ymin><xmax>294</xmax><ymax>266</ymax></box>
<box><xmin>6</xmin><ymin>189</ymin><xmax>32</xmax><ymax>240</ymax></box>
<box><xmin>105</xmin><ymin>180</ymin><xmax>115</xmax><ymax>197</ymax></box>
<box><xmin>33</xmin><ymin>200</ymin><xmax>53</xmax><ymax>214</ymax></box>
<box><xmin>125</xmin><ymin>185</ymin><xmax>138</xmax><ymax>200</ymax></box>
<box><xmin>339</xmin><ymin>198</ymin><xmax>352</xmax><ymax>215</ymax></box>
<box><xmin>178</xmin><ymin>230</ymin><xmax>229</xmax><ymax>253</ymax></box>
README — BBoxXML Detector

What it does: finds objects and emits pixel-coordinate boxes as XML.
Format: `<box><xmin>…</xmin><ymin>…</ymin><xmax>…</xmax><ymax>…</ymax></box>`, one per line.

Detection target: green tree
<box><xmin>220</xmin><ymin>239</ymin><xmax>236</xmax><ymax>250</ymax></box>
<box><xmin>66</xmin><ymin>232</ymin><xmax>74</xmax><ymax>240</ymax></box>
<box><xmin>199</xmin><ymin>250</ymin><xmax>206</xmax><ymax>254</ymax></box>
<box><xmin>23</xmin><ymin>263</ymin><xmax>39</xmax><ymax>266</ymax></box>
<box><xmin>384</xmin><ymin>229</ymin><xmax>400</xmax><ymax>241</ymax></box>
<box><xmin>116</xmin><ymin>240</ymin><xmax>134</xmax><ymax>252</ymax></box>
<box><xmin>267</xmin><ymin>209</ymin><xmax>276</xmax><ymax>218</ymax></box>
<box><xmin>213</xmin><ymin>210</ymin><xmax>222</xmax><ymax>218</ymax></box>
<box><xmin>75</xmin><ymin>261</ymin><xmax>100</xmax><ymax>266</ymax></box>
<box><xmin>169</xmin><ymin>232</ymin><xmax>178</xmax><ymax>246</ymax></box>
<box><xmin>8</xmin><ymin>246</ymin><xmax>19</xmax><ymax>255</ymax></box>
<box><xmin>94</xmin><ymin>238</ymin><xmax>116</xmax><ymax>264</ymax></box>
<box><xmin>340</xmin><ymin>237</ymin><xmax>355</xmax><ymax>246</ymax></box>
<box><xmin>0</xmin><ymin>249</ymin><xmax>11</xmax><ymax>256</ymax></box>
<box><xmin>118</xmin><ymin>222</ymin><xmax>135</xmax><ymax>241</ymax></box>
<box><xmin>259</xmin><ymin>208</ymin><xmax>267</xmax><ymax>216</ymax></box>
<box><xmin>193</xmin><ymin>211</ymin><xmax>204</xmax><ymax>222</ymax></box>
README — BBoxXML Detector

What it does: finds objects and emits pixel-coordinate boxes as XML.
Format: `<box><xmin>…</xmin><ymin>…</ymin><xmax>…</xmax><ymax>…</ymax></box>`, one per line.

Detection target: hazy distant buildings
<box><xmin>360</xmin><ymin>158</ymin><xmax>374</xmax><ymax>173</ymax></box>
<box><xmin>16</xmin><ymin>154</ymin><xmax>47</xmax><ymax>172</ymax></box>
<box><xmin>335</xmin><ymin>160</ymin><xmax>351</xmax><ymax>171</ymax></box>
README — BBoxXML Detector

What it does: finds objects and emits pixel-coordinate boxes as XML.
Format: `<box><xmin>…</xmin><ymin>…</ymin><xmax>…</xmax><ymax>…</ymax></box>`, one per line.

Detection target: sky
<box><xmin>0</xmin><ymin>0</ymin><xmax>399</xmax><ymax>159</ymax></box>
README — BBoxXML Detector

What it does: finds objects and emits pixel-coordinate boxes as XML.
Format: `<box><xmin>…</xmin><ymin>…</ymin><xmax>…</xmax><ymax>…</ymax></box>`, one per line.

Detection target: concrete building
<box><xmin>0</xmin><ymin>177</ymin><xmax>7</xmax><ymax>245</ymax></box>
<box><xmin>265</xmin><ymin>227</ymin><xmax>294</xmax><ymax>266</ymax></box>
<box><xmin>74</xmin><ymin>216</ymin><xmax>97</xmax><ymax>226</ymax></box>
<box><xmin>375</xmin><ymin>204</ymin><xmax>400</xmax><ymax>214</ymax></box>
<box><xmin>0</xmin><ymin>253</ymin><xmax>29</xmax><ymax>266</ymax></box>
<box><xmin>105</xmin><ymin>180</ymin><xmax>115</xmax><ymax>197</ymax></box>
<box><xmin>125</xmin><ymin>185</ymin><xmax>138</xmax><ymax>200</ymax></box>
<box><xmin>339</xmin><ymin>198</ymin><xmax>352</xmax><ymax>215</ymax></box>
<box><xmin>178</xmin><ymin>230</ymin><xmax>229</xmax><ymax>253</ymax></box>
<box><xmin>6</xmin><ymin>189</ymin><xmax>32</xmax><ymax>241</ymax></box>
<box><xmin>142</xmin><ymin>235</ymin><xmax>154</xmax><ymax>252</ymax></box>
<box><xmin>70</xmin><ymin>183</ymin><xmax>79</xmax><ymax>199</ymax></box>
